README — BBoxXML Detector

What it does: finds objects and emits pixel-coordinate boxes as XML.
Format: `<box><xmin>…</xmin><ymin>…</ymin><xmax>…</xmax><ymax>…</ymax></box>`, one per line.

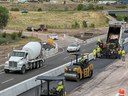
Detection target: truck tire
<box><xmin>33</xmin><ymin>63</ymin><xmax>36</xmax><ymax>69</ymax></box>
<box><xmin>21</xmin><ymin>65</ymin><xmax>26</xmax><ymax>74</ymax></box>
<box><xmin>4</xmin><ymin>69</ymin><xmax>9</xmax><ymax>73</ymax></box>
<box><xmin>29</xmin><ymin>64</ymin><xmax>33</xmax><ymax>70</ymax></box>
<box><xmin>88</xmin><ymin>70</ymin><xmax>93</xmax><ymax>78</ymax></box>
<box><xmin>39</xmin><ymin>60</ymin><xmax>43</xmax><ymax>67</ymax></box>
<box><xmin>36</xmin><ymin>62</ymin><xmax>40</xmax><ymax>68</ymax></box>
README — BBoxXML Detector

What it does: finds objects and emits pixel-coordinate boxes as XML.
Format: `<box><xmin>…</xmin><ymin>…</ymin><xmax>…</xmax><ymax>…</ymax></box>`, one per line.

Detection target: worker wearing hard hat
<box><xmin>93</xmin><ymin>49</ymin><xmax>97</xmax><ymax>60</ymax></box>
<box><xmin>80</xmin><ymin>56</ymin><xmax>87</xmax><ymax>63</ymax></box>
<box><xmin>56</xmin><ymin>81</ymin><xmax>64</xmax><ymax>93</ymax></box>
<box><xmin>97</xmin><ymin>46</ymin><xmax>101</xmax><ymax>57</ymax></box>
<box><xmin>97</xmin><ymin>38</ymin><xmax>101</xmax><ymax>43</ymax></box>
<box><xmin>121</xmin><ymin>49</ymin><xmax>125</xmax><ymax>61</ymax></box>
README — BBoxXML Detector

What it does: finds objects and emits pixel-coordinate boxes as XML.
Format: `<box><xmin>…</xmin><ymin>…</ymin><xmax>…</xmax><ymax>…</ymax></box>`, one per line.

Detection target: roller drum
<box><xmin>64</xmin><ymin>73</ymin><xmax>79</xmax><ymax>81</ymax></box>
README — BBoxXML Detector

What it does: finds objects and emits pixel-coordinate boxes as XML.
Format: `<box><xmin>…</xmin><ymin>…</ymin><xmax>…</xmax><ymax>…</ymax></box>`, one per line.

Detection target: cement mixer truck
<box><xmin>4</xmin><ymin>42</ymin><xmax>45</xmax><ymax>74</ymax></box>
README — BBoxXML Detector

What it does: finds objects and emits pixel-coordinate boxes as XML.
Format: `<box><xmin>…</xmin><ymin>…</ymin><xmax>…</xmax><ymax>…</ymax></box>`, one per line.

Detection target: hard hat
<box><xmin>58</xmin><ymin>81</ymin><xmax>62</xmax><ymax>85</ymax></box>
<box><xmin>119</xmin><ymin>89</ymin><xmax>125</xmax><ymax>96</ymax></box>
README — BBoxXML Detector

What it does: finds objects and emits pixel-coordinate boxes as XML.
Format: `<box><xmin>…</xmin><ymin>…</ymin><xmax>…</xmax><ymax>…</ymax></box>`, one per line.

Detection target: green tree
<box><xmin>0</xmin><ymin>6</ymin><xmax>9</xmax><ymax>29</ymax></box>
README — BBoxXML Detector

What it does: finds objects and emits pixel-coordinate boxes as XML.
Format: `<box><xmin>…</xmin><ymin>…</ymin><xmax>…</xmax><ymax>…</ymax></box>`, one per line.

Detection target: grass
<box><xmin>7</xmin><ymin>11</ymin><xmax>108</xmax><ymax>30</ymax></box>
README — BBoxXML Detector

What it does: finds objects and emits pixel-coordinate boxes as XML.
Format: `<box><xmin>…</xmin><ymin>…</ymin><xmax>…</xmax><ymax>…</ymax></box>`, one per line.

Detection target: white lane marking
<box><xmin>1</xmin><ymin>78</ymin><xmax>14</xmax><ymax>84</ymax></box>
<box><xmin>64</xmin><ymin>56</ymin><xmax>69</xmax><ymax>60</ymax></box>
<box><xmin>0</xmin><ymin>72</ymin><xmax>4</xmax><ymax>75</ymax></box>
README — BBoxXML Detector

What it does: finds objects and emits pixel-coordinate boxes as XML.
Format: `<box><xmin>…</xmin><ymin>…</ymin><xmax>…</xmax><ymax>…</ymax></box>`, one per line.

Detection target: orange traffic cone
<box><xmin>119</xmin><ymin>89</ymin><xmax>125</xmax><ymax>96</ymax></box>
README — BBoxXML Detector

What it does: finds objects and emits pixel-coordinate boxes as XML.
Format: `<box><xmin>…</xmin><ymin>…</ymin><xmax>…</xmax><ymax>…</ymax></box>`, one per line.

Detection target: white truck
<box><xmin>4</xmin><ymin>42</ymin><xmax>45</xmax><ymax>74</ymax></box>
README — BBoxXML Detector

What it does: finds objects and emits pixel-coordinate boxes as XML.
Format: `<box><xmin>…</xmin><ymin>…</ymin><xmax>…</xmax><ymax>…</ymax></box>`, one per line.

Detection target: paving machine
<box><xmin>64</xmin><ymin>53</ymin><xmax>93</xmax><ymax>81</ymax></box>
<box><xmin>97</xmin><ymin>21</ymin><xmax>126</xmax><ymax>59</ymax></box>
<box><xmin>36</xmin><ymin>76</ymin><xmax>65</xmax><ymax>96</ymax></box>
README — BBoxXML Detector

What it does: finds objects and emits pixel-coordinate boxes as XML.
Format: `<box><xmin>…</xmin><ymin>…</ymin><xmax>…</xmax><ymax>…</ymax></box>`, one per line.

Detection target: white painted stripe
<box><xmin>1</xmin><ymin>78</ymin><xmax>14</xmax><ymax>84</ymax></box>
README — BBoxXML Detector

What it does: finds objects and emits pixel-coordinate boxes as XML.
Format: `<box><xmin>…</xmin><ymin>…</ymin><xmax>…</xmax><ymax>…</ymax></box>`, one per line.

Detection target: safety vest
<box><xmin>93</xmin><ymin>49</ymin><xmax>97</xmax><ymax>55</ymax></box>
<box><xmin>56</xmin><ymin>85</ymin><xmax>64</xmax><ymax>92</ymax></box>
<box><xmin>122</xmin><ymin>50</ymin><xmax>125</xmax><ymax>57</ymax></box>
<box><xmin>80</xmin><ymin>58</ymin><xmax>86</xmax><ymax>62</ymax></box>
<box><xmin>118</xmin><ymin>49</ymin><xmax>122</xmax><ymax>54</ymax></box>
<box><xmin>97</xmin><ymin>47</ymin><xmax>101</xmax><ymax>53</ymax></box>
<box><xmin>97</xmin><ymin>38</ymin><xmax>101</xmax><ymax>43</ymax></box>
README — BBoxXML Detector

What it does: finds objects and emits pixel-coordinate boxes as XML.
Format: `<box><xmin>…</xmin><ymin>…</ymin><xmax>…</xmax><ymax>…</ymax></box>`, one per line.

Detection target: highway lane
<box><xmin>19</xmin><ymin>41</ymin><xmax>128</xmax><ymax>96</ymax></box>
<box><xmin>0</xmin><ymin>40</ymin><xmax>98</xmax><ymax>91</ymax></box>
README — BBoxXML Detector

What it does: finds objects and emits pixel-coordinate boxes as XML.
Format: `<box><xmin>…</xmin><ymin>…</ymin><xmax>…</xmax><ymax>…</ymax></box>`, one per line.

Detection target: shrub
<box><xmin>124</xmin><ymin>16</ymin><xmax>128</xmax><ymax>22</ymax></box>
<box><xmin>10</xmin><ymin>8</ymin><xmax>19</xmax><ymax>11</ymax></box>
<box><xmin>38</xmin><ymin>8</ymin><xmax>42</xmax><ymax>11</ymax></box>
<box><xmin>82</xmin><ymin>20</ymin><xmax>87</xmax><ymax>28</ymax></box>
<box><xmin>18</xmin><ymin>31</ymin><xmax>22</xmax><ymax>38</ymax></box>
<box><xmin>77</xmin><ymin>4</ymin><xmax>83</xmax><ymax>11</ymax></box>
<box><xmin>90</xmin><ymin>23</ymin><xmax>95</xmax><ymax>28</ymax></box>
<box><xmin>72</xmin><ymin>21</ymin><xmax>80</xmax><ymax>29</ymax></box>
<box><xmin>0</xmin><ymin>38</ymin><xmax>7</xmax><ymax>44</ymax></box>
<box><xmin>2</xmin><ymin>32</ymin><xmax>7</xmax><ymax>38</ymax></box>
<box><xmin>11</xmin><ymin>32</ymin><xmax>17</xmax><ymax>40</ymax></box>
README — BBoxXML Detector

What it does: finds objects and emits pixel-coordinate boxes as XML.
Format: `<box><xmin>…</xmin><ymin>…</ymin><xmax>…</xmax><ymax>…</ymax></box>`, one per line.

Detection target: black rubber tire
<box><xmin>29</xmin><ymin>64</ymin><xmax>33</xmax><ymax>70</ymax></box>
<box><xmin>20</xmin><ymin>66</ymin><xmax>26</xmax><ymax>74</ymax></box>
<box><xmin>4</xmin><ymin>69</ymin><xmax>9</xmax><ymax>73</ymax></box>
<box><xmin>36</xmin><ymin>62</ymin><xmax>40</xmax><ymax>68</ymax></box>
<box><xmin>33</xmin><ymin>63</ymin><xmax>36</xmax><ymax>69</ymax></box>
<box><xmin>39</xmin><ymin>60</ymin><xmax>43</xmax><ymax>67</ymax></box>
<box><xmin>88</xmin><ymin>70</ymin><xmax>93</xmax><ymax>78</ymax></box>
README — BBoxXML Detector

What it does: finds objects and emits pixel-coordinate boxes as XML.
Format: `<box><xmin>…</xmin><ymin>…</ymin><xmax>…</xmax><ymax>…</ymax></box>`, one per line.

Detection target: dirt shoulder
<box><xmin>69</xmin><ymin>57</ymin><xmax>128</xmax><ymax>96</ymax></box>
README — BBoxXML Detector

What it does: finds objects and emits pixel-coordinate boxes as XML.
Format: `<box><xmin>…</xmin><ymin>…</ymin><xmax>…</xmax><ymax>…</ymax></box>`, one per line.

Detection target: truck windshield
<box><xmin>11</xmin><ymin>51</ymin><xmax>25</xmax><ymax>57</ymax></box>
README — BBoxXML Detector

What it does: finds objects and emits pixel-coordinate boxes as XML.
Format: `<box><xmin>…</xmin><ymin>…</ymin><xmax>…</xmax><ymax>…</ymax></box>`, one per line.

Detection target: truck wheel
<box><xmin>4</xmin><ymin>69</ymin><xmax>9</xmax><ymax>73</ymax></box>
<box><xmin>33</xmin><ymin>63</ymin><xmax>36</xmax><ymax>69</ymax></box>
<box><xmin>21</xmin><ymin>66</ymin><xmax>26</xmax><ymax>74</ymax></box>
<box><xmin>88</xmin><ymin>70</ymin><xmax>93</xmax><ymax>78</ymax></box>
<box><xmin>36</xmin><ymin>62</ymin><xmax>40</xmax><ymax>68</ymax></box>
<box><xmin>29</xmin><ymin>64</ymin><xmax>33</xmax><ymax>70</ymax></box>
<box><xmin>39</xmin><ymin>60</ymin><xmax>43</xmax><ymax>67</ymax></box>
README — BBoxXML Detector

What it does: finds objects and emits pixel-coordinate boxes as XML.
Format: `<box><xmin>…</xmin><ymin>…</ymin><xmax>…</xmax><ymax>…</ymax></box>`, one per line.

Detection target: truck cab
<box><xmin>4</xmin><ymin>50</ymin><xmax>28</xmax><ymax>73</ymax></box>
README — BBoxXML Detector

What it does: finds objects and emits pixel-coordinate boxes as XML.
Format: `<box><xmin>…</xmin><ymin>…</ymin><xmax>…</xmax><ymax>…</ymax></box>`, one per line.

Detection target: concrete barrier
<box><xmin>0</xmin><ymin>53</ymin><xmax>94</xmax><ymax>96</ymax></box>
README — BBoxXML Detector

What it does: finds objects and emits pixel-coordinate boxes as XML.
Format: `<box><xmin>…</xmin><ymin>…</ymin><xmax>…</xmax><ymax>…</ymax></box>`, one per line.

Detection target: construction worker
<box><xmin>118</xmin><ymin>48</ymin><xmax>122</xmax><ymax>59</ymax></box>
<box><xmin>93</xmin><ymin>49</ymin><xmax>97</xmax><ymax>60</ymax></box>
<box><xmin>80</xmin><ymin>56</ymin><xmax>86</xmax><ymax>63</ymax></box>
<box><xmin>56</xmin><ymin>81</ymin><xmax>64</xmax><ymax>95</ymax></box>
<box><xmin>121</xmin><ymin>49</ymin><xmax>125</xmax><ymax>61</ymax></box>
<box><xmin>97</xmin><ymin>38</ymin><xmax>101</xmax><ymax>43</ymax></box>
<box><xmin>97</xmin><ymin>46</ymin><xmax>101</xmax><ymax>57</ymax></box>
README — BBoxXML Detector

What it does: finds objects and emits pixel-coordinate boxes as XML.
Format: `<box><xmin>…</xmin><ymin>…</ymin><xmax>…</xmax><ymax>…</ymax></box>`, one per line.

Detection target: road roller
<box><xmin>64</xmin><ymin>53</ymin><xmax>93</xmax><ymax>82</ymax></box>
